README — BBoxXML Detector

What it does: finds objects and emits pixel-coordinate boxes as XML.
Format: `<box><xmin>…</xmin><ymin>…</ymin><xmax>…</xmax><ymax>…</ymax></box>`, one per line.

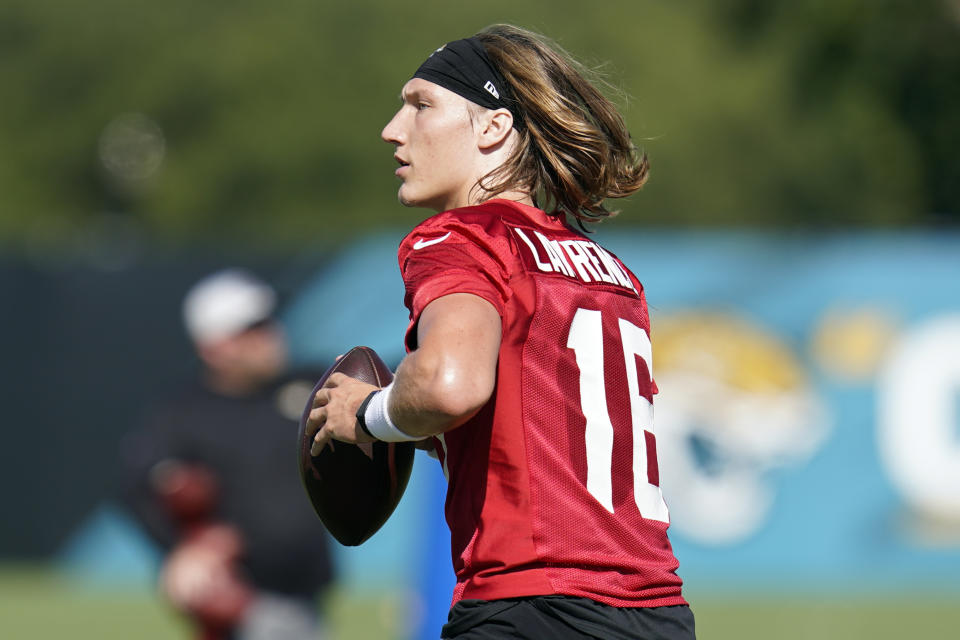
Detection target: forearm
<box><xmin>357</xmin><ymin>293</ymin><xmax>500</xmax><ymax>441</ymax></box>
<box><xmin>387</xmin><ymin>347</ymin><xmax>489</xmax><ymax>438</ymax></box>
<box><xmin>309</xmin><ymin>297</ymin><xmax>496</xmax><ymax>448</ymax></box>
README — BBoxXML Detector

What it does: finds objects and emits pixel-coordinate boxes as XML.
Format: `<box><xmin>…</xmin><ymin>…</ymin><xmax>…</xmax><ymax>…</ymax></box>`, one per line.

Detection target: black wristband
<box><xmin>355</xmin><ymin>390</ymin><xmax>380</xmax><ymax>439</ymax></box>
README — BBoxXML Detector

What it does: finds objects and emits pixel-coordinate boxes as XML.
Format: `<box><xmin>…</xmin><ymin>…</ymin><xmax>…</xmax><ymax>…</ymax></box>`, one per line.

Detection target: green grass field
<box><xmin>2</xmin><ymin>564</ymin><xmax>957</xmax><ymax>639</ymax></box>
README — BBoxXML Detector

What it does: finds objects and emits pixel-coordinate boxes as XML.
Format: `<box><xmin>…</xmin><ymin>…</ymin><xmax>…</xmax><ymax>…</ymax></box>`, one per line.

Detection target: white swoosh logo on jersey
<box><xmin>413</xmin><ymin>232</ymin><xmax>451</xmax><ymax>250</ymax></box>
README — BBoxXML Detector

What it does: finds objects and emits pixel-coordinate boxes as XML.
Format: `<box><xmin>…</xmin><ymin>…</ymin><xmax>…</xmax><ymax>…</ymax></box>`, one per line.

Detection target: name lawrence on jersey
<box><xmin>511</xmin><ymin>227</ymin><xmax>637</xmax><ymax>294</ymax></box>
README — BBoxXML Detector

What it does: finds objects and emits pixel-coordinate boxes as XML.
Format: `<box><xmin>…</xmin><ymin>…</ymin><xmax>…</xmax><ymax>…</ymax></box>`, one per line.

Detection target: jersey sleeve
<box><xmin>398</xmin><ymin>214</ymin><xmax>513</xmax><ymax>350</ymax></box>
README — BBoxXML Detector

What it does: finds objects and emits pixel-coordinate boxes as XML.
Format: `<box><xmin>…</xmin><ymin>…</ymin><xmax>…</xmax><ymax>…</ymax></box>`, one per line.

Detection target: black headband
<box><xmin>412</xmin><ymin>37</ymin><xmax>524</xmax><ymax>130</ymax></box>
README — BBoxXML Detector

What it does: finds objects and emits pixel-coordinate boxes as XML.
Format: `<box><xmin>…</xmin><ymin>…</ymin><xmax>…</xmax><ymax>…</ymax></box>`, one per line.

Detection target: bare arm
<box><xmin>390</xmin><ymin>292</ymin><xmax>501</xmax><ymax>437</ymax></box>
<box><xmin>308</xmin><ymin>292</ymin><xmax>500</xmax><ymax>451</ymax></box>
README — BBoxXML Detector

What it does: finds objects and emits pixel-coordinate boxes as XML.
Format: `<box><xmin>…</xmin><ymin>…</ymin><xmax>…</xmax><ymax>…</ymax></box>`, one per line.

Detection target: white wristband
<box><xmin>363</xmin><ymin>382</ymin><xmax>423</xmax><ymax>442</ymax></box>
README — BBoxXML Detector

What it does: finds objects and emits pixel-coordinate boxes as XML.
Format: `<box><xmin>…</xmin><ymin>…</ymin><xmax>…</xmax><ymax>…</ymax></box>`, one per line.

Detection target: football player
<box><xmin>308</xmin><ymin>24</ymin><xmax>695</xmax><ymax>639</ymax></box>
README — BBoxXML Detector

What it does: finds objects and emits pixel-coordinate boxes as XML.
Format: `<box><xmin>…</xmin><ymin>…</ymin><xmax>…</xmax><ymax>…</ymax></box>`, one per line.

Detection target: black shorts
<box><xmin>441</xmin><ymin>596</ymin><xmax>695</xmax><ymax>640</ymax></box>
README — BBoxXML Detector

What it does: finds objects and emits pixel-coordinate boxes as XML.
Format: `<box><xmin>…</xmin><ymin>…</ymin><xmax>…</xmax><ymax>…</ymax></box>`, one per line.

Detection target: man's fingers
<box><xmin>324</xmin><ymin>372</ymin><xmax>346</xmax><ymax>387</ymax></box>
<box><xmin>311</xmin><ymin>427</ymin><xmax>331</xmax><ymax>456</ymax></box>
<box><xmin>305</xmin><ymin>407</ymin><xmax>325</xmax><ymax>437</ymax></box>
<box><xmin>312</xmin><ymin>388</ymin><xmax>330</xmax><ymax>408</ymax></box>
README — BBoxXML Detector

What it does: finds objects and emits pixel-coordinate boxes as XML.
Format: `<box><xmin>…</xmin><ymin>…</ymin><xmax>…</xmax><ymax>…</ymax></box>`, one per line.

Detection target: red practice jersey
<box><xmin>398</xmin><ymin>199</ymin><xmax>686</xmax><ymax>608</ymax></box>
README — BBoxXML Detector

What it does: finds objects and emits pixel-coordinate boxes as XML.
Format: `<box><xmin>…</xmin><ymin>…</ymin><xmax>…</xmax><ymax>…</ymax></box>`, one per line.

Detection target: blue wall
<box><xmin>50</xmin><ymin>229</ymin><xmax>960</xmax><ymax>638</ymax></box>
<box><xmin>284</xmin><ymin>229</ymin><xmax>960</xmax><ymax>635</ymax></box>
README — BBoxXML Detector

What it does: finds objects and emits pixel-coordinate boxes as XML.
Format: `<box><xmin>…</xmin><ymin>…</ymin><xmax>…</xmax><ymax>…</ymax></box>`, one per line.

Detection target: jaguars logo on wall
<box><xmin>652</xmin><ymin>312</ymin><xmax>830</xmax><ymax>545</ymax></box>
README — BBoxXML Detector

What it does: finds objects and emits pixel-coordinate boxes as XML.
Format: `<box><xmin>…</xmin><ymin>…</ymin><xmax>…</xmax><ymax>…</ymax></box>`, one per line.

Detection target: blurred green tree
<box><xmin>0</xmin><ymin>0</ymin><xmax>955</xmax><ymax>252</ymax></box>
<box><xmin>712</xmin><ymin>0</ymin><xmax>960</xmax><ymax>222</ymax></box>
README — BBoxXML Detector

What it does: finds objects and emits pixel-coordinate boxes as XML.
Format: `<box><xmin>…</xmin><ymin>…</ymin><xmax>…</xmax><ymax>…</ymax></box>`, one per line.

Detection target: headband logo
<box><xmin>483</xmin><ymin>81</ymin><xmax>500</xmax><ymax>100</ymax></box>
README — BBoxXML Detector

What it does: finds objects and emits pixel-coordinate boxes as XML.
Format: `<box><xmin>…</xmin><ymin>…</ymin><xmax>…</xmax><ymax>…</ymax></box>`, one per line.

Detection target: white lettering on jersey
<box><xmin>560</xmin><ymin>240</ymin><xmax>603</xmax><ymax>282</ymax></box>
<box><xmin>512</xmin><ymin>227</ymin><xmax>636</xmax><ymax>293</ymax></box>
<box><xmin>594</xmin><ymin>244</ymin><xmax>635</xmax><ymax>289</ymax></box>
<box><xmin>534</xmin><ymin>231</ymin><xmax>574</xmax><ymax>277</ymax></box>
<box><xmin>579</xmin><ymin>241</ymin><xmax>616</xmax><ymax>284</ymax></box>
<box><xmin>514</xmin><ymin>228</ymin><xmax>552</xmax><ymax>272</ymax></box>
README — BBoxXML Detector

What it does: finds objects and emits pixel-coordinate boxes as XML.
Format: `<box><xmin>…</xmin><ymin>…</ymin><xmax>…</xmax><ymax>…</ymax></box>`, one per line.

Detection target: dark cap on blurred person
<box><xmin>182</xmin><ymin>269</ymin><xmax>277</xmax><ymax>344</ymax></box>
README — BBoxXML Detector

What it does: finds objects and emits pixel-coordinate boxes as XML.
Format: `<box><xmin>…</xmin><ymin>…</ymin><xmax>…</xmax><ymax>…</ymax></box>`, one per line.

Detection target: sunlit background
<box><xmin>2</xmin><ymin>1</ymin><xmax>959</xmax><ymax>638</ymax></box>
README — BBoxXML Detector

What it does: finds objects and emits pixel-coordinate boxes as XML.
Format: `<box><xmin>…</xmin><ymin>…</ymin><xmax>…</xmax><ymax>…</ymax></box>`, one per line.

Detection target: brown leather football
<box><xmin>297</xmin><ymin>346</ymin><xmax>415</xmax><ymax>546</ymax></box>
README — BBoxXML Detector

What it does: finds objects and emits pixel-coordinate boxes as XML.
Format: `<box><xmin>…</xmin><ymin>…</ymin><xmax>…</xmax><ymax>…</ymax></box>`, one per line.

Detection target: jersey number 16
<box><xmin>567</xmin><ymin>308</ymin><xmax>670</xmax><ymax>522</ymax></box>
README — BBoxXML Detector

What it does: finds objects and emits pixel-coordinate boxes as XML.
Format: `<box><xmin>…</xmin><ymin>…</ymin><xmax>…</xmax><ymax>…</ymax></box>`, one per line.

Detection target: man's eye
<box><xmin>417</xmin><ymin>102</ymin><xmax>429</xmax><ymax>110</ymax></box>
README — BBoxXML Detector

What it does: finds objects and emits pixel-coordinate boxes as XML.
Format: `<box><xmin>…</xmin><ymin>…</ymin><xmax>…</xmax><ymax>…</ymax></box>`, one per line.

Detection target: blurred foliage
<box><xmin>0</xmin><ymin>0</ymin><xmax>957</xmax><ymax>251</ymax></box>
<box><xmin>713</xmin><ymin>0</ymin><xmax>960</xmax><ymax>221</ymax></box>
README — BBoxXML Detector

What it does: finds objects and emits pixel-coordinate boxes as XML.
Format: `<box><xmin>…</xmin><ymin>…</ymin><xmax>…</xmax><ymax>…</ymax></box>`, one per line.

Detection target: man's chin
<box><xmin>398</xmin><ymin>189</ymin><xmax>428</xmax><ymax>210</ymax></box>
<box><xmin>398</xmin><ymin>187</ymin><xmax>444</xmax><ymax>211</ymax></box>
<box><xmin>397</xmin><ymin>185</ymin><xmax>415</xmax><ymax>208</ymax></box>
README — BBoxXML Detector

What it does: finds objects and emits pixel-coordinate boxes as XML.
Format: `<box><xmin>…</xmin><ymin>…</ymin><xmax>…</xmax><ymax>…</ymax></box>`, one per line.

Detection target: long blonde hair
<box><xmin>475</xmin><ymin>24</ymin><xmax>649</xmax><ymax>224</ymax></box>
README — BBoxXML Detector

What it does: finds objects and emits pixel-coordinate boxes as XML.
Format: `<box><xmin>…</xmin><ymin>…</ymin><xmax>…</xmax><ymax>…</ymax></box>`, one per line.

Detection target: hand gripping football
<box><xmin>297</xmin><ymin>346</ymin><xmax>415</xmax><ymax>546</ymax></box>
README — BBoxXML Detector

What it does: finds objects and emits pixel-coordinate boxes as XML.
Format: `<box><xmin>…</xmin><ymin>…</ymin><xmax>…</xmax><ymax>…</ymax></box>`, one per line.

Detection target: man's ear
<box><xmin>477</xmin><ymin>108</ymin><xmax>514</xmax><ymax>150</ymax></box>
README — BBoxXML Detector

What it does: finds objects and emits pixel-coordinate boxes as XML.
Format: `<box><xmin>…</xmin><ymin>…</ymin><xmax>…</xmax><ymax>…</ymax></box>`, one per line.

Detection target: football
<box><xmin>296</xmin><ymin>346</ymin><xmax>415</xmax><ymax>546</ymax></box>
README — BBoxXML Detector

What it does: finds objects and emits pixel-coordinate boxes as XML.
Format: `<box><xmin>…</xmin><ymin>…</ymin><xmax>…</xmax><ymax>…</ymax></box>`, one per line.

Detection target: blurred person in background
<box><xmin>307</xmin><ymin>24</ymin><xmax>694</xmax><ymax>640</ymax></box>
<box><xmin>121</xmin><ymin>268</ymin><xmax>334</xmax><ymax>640</ymax></box>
